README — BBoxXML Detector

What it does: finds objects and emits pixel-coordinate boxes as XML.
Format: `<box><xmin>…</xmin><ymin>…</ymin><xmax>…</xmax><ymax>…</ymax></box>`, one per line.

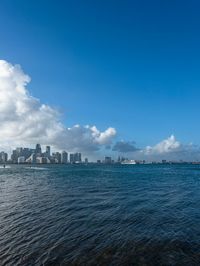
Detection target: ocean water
<box><xmin>0</xmin><ymin>164</ymin><xmax>200</xmax><ymax>266</ymax></box>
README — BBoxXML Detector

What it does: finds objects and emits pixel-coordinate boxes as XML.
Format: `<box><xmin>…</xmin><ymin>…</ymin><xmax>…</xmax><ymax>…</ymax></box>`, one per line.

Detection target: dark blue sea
<box><xmin>0</xmin><ymin>164</ymin><xmax>200</xmax><ymax>266</ymax></box>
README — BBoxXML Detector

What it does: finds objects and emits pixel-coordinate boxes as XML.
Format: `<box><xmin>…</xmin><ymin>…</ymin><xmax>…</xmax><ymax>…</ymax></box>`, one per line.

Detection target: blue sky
<box><xmin>1</xmin><ymin>0</ymin><xmax>200</xmax><ymax>155</ymax></box>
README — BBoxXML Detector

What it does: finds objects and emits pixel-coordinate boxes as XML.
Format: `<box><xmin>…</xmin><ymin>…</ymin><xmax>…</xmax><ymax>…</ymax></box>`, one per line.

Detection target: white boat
<box><xmin>121</xmin><ymin>160</ymin><xmax>137</xmax><ymax>165</ymax></box>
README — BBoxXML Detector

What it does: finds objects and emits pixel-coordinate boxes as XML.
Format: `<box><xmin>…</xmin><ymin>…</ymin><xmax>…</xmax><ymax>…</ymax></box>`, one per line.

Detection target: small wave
<box><xmin>25</xmin><ymin>167</ymin><xmax>48</xmax><ymax>170</ymax></box>
<box><xmin>0</xmin><ymin>165</ymin><xmax>11</xmax><ymax>169</ymax></box>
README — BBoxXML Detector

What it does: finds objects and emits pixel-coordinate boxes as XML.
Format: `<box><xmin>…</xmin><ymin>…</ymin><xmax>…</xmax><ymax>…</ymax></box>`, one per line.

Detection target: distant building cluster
<box><xmin>0</xmin><ymin>144</ymin><xmax>86</xmax><ymax>164</ymax></box>
<box><xmin>96</xmin><ymin>157</ymin><xmax>146</xmax><ymax>165</ymax></box>
<box><xmin>0</xmin><ymin>145</ymin><xmax>199</xmax><ymax>165</ymax></box>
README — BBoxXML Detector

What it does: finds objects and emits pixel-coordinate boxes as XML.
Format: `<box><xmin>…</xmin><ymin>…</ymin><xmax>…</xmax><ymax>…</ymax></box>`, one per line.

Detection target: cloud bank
<box><xmin>145</xmin><ymin>135</ymin><xmax>180</xmax><ymax>155</ymax></box>
<box><xmin>142</xmin><ymin>135</ymin><xmax>200</xmax><ymax>161</ymax></box>
<box><xmin>117</xmin><ymin>135</ymin><xmax>200</xmax><ymax>162</ymax></box>
<box><xmin>0</xmin><ymin>60</ymin><xmax>116</xmax><ymax>154</ymax></box>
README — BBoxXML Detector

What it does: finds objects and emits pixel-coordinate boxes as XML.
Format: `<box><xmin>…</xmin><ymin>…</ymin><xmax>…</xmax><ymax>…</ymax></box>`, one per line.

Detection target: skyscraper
<box><xmin>61</xmin><ymin>151</ymin><xmax>68</xmax><ymax>164</ymax></box>
<box><xmin>74</xmin><ymin>153</ymin><xmax>81</xmax><ymax>163</ymax></box>
<box><xmin>70</xmin><ymin>153</ymin><xmax>74</xmax><ymax>163</ymax></box>
<box><xmin>69</xmin><ymin>153</ymin><xmax>82</xmax><ymax>163</ymax></box>
<box><xmin>105</xmin><ymin>156</ymin><xmax>112</xmax><ymax>164</ymax></box>
<box><xmin>46</xmin><ymin>146</ymin><xmax>51</xmax><ymax>157</ymax></box>
<box><xmin>35</xmin><ymin>144</ymin><xmax>42</xmax><ymax>156</ymax></box>
<box><xmin>11</xmin><ymin>150</ymin><xmax>18</xmax><ymax>163</ymax></box>
<box><xmin>52</xmin><ymin>152</ymin><xmax>61</xmax><ymax>164</ymax></box>
<box><xmin>0</xmin><ymin>152</ymin><xmax>8</xmax><ymax>163</ymax></box>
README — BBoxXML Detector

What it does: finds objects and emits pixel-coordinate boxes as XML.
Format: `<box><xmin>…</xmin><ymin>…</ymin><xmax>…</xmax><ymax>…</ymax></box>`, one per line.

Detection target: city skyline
<box><xmin>1</xmin><ymin>1</ymin><xmax>200</xmax><ymax>161</ymax></box>
<box><xmin>1</xmin><ymin>142</ymin><xmax>200</xmax><ymax>165</ymax></box>
<box><xmin>0</xmin><ymin>143</ymin><xmax>84</xmax><ymax>164</ymax></box>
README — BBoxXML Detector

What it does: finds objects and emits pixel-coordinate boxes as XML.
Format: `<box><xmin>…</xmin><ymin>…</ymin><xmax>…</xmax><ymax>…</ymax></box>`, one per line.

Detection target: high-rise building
<box><xmin>70</xmin><ymin>153</ymin><xmax>74</xmax><ymax>163</ymax></box>
<box><xmin>22</xmin><ymin>148</ymin><xmax>33</xmax><ymax>159</ymax></box>
<box><xmin>74</xmin><ymin>153</ymin><xmax>81</xmax><ymax>163</ymax></box>
<box><xmin>46</xmin><ymin>146</ymin><xmax>51</xmax><ymax>157</ymax></box>
<box><xmin>11</xmin><ymin>150</ymin><xmax>18</xmax><ymax>163</ymax></box>
<box><xmin>35</xmin><ymin>144</ymin><xmax>42</xmax><ymax>156</ymax></box>
<box><xmin>105</xmin><ymin>156</ymin><xmax>112</xmax><ymax>164</ymax></box>
<box><xmin>61</xmin><ymin>151</ymin><xmax>68</xmax><ymax>164</ymax></box>
<box><xmin>16</xmin><ymin>147</ymin><xmax>23</xmax><ymax>154</ymax></box>
<box><xmin>52</xmin><ymin>152</ymin><xmax>61</xmax><ymax>163</ymax></box>
<box><xmin>0</xmin><ymin>152</ymin><xmax>8</xmax><ymax>163</ymax></box>
<box><xmin>70</xmin><ymin>153</ymin><xmax>82</xmax><ymax>163</ymax></box>
<box><xmin>78</xmin><ymin>153</ymin><xmax>82</xmax><ymax>162</ymax></box>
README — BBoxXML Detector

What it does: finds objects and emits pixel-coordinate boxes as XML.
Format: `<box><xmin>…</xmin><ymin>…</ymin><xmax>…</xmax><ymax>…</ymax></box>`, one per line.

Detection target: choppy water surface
<box><xmin>0</xmin><ymin>164</ymin><xmax>200</xmax><ymax>265</ymax></box>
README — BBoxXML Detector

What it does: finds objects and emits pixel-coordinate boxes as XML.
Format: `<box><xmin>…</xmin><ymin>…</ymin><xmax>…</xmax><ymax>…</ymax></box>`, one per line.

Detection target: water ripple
<box><xmin>1</xmin><ymin>164</ymin><xmax>200</xmax><ymax>265</ymax></box>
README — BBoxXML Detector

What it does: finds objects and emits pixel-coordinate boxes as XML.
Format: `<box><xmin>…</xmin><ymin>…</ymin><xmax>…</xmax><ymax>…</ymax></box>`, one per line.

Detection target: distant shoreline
<box><xmin>1</xmin><ymin>162</ymin><xmax>200</xmax><ymax>165</ymax></box>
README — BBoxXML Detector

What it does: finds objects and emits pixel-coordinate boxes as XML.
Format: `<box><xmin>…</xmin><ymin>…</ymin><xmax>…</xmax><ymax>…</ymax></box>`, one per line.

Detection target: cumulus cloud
<box><xmin>112</xmin><ymin>141</ymin><xmax>139</xmax><ymax>153</ymax></box>
<box><xmin>144</xmin><ymin>135</ymin><xmax>180</xmax><ymax>154</ymax></box>
<box><xmin>141</xmin><ymin>135</ymin><xmax>200</xmax><ymax>161</ymax></box>
<box><xmin>0</xmin><ymin>60</ymin><xmax>116</xmax><ymax>153</ymax></box>
<box><xmin>115</xmin><ymin>136</ymin><xmax>200</xmax><ymax>162</ymax></box>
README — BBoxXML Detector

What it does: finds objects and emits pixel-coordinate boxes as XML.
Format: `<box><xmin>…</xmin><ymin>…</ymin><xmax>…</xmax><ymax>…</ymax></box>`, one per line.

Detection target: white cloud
<box><xmin>90</xmin><ymin>126</ymin><xmax>116</xmax><ymax>145</ymax></box>
<box><xmin>145</xmin><ymin>135</ymin><xmax>180</xmax><ymax>154</ymax></box>
<box><xmin>0</xmin><ymin>60</ymin><xmax>116</xmax><ymax>154</ymax></box>
<box><xmin>113</xmin><ymin>136</ymin><xmax>200</xmax><ymax>162</ymax></box>
<box><xmin>140</xmin><ymin>135</ymin><xmax>200</xmax><ymax>161</ymax></box>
